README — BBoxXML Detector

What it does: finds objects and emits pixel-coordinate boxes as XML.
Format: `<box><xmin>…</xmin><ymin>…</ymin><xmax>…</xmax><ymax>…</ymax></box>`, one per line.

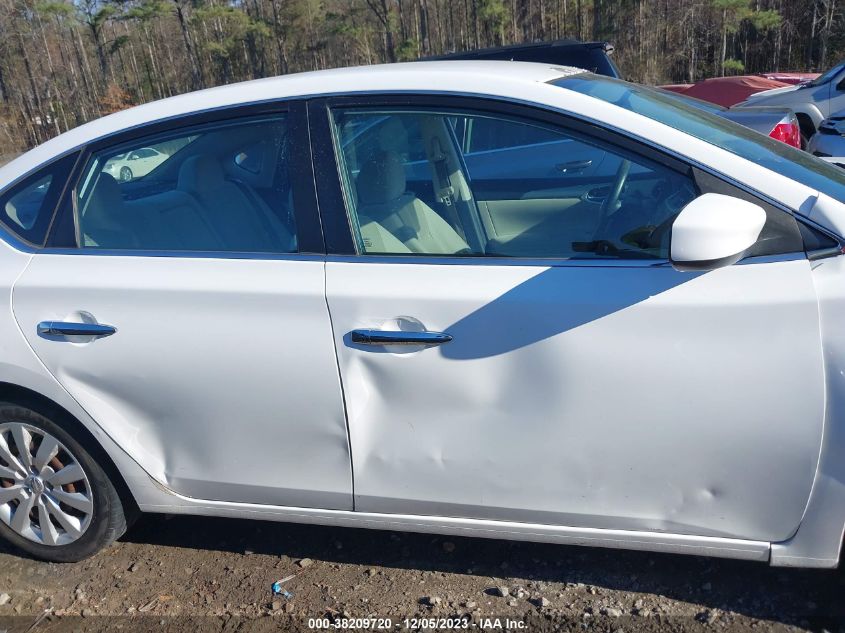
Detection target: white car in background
<box><xmin>103</xmin><ymin>146</ymin><xmax>167</xmax><ymax>181</ymax></box>
<box><xmin>0</xmin><ymin>62</ymin><xmax>844</xmax><ymax>569</ymax></box>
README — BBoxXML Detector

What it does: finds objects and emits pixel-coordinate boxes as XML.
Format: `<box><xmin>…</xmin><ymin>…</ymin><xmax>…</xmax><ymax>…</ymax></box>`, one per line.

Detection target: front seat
<box><xmin>356</xmin><ymin>151</ymin><xmax>470</xmax><ymax>255</ymax></box>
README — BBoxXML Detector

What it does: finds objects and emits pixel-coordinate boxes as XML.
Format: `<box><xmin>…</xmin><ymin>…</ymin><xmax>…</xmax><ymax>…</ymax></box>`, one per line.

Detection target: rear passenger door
<box><xmin>12</xmin><ymin>103</ymin><xmax>354</xmax><ymax>509</ymax></box>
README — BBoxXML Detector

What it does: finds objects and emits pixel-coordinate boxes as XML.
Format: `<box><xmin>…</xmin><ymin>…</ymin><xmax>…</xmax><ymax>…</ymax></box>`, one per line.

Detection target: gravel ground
<box><xmin>0</xmin><ymin>514</ymin><xmax>843</xmax><ymax>632</ymax></box>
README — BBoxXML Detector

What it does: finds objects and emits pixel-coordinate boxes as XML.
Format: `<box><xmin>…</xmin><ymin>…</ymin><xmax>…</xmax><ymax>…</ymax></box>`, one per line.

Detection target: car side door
<box><xmin>314</xmin><ymin>94</ymin><xmax>825</xmax><ymax>543</ymax></box>
<box><xmin>11</xmin><ymin>102</ymin><xmax>353</xmax><ymax>509</ymax></box>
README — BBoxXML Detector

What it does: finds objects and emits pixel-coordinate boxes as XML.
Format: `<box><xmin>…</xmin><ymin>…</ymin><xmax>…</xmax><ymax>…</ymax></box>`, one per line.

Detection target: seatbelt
<box><xmin>429</xmin><ymin>137</ymin><xmax>455</xmax><ymax>208</ymax></box>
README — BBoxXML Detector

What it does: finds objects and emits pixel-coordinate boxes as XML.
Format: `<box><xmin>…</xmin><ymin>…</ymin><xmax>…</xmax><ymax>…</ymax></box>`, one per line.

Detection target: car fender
<box><xmin>792</xmin><ymin>104</ymin><xmax>826</xmax><ymax>131</ymax></box>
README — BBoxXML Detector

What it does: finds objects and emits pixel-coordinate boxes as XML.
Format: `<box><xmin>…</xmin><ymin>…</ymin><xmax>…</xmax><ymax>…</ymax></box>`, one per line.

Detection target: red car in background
<box><xmin>660</xmin><ymin>74</ymin><xmax>815</xmax><ymax>148</ymax></box>
<box><xmin>662</xmin><ymin>73</ymin><xmax>820</xmax><ymax>107</ymax></box>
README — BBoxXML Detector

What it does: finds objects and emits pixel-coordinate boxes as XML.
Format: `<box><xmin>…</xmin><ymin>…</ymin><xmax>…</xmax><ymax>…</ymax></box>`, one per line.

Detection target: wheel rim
<box><xmin>120</xmin><ymin>167</ymin><xmax>131</xmax><ymax>181</ymax></box>
<box><xmin>0</xmin><ymin>423</ymin><xmax>93</xmax><ymax>546</ymax></box>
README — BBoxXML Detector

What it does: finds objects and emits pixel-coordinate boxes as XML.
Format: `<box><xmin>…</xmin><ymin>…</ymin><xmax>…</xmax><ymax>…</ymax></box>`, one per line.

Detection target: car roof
<box><xmin>0</xmin><ymin>61</ymin><xmax>583</xmax><ymax>187</ymax></box>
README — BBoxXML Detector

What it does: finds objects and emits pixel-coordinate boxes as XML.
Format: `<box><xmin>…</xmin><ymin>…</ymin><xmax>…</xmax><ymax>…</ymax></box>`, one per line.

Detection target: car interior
<box><xmin>332</xmin><ymin>109</ymin><xmax>699</xmax><ymax>259</ymax></box>
<box><xmin>77</xmin><ymin>117</ymin><xmax>297</xmax><ymax>253</ymax></box>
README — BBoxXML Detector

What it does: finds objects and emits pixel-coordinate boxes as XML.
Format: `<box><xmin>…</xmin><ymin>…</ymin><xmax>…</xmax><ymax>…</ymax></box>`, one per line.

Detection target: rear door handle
<box><xmin>37</xmin><ymin>321</ymin><xmax>116</xmax><ymax>338</ymax></box>
<box><xmin>350</xmin><ymin>329</ymin><xmax>452</xmax><ymax>346</ymax></box>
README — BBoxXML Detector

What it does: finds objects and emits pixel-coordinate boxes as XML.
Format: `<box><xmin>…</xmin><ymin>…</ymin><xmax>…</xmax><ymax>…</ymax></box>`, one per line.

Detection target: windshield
<box><xmin>810</xmin><ymin>60</ymin><xmax>845</xmax><ymax>86</ymax></box>
<box><xmin>552</xmin><ymin>73</ymin><xmax>845</xmax><ymax>204</ymax></box>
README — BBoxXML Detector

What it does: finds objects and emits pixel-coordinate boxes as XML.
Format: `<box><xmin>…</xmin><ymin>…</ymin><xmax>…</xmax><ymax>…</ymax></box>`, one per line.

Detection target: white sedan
<box><xmin>0</xmin><ymin>62</ymin><xmax>843</xmax><ymax>568</ymax></box>
<box><xmin>102</xmin><ymin>146</ymin><xmax>168</xmax><ymax>182</ymax></box>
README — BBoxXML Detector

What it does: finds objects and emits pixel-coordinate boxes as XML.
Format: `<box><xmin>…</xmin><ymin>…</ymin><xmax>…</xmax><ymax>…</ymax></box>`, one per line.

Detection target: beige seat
<box><xmin>178</xmin><ymin>155</ymin><xmax>295</xmax><ymax>253</ymax></box>
<box><xmin>355</xmin><ymin>151</ymin><xmax>469</xmax><ymax>255</ymax></box>
<box><xmin>79</xmin><ymin>174</ymin><xmax>142</xmax><ymax>248</ymax></box>
<box><xmin>81</xmin><ymin>172</ymin><xmax>224</xmax><ymax>251</ymax></box>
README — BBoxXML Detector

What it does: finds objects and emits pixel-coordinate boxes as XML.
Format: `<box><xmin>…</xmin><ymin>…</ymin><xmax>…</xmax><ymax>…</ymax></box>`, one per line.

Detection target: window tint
<box><xmin>331</xmin><ymin>107</ymin><xmax>697</xmax><ymax>259</ymax></box>
<box><xmin>0</xmin><ymin>152</ymin><xmax>78</xmax><ymax>245</ymax></box>
<box><xmin>76</xmin><ymin>116</ymin><xmax>297</xmax><ymax>253</ymax></box>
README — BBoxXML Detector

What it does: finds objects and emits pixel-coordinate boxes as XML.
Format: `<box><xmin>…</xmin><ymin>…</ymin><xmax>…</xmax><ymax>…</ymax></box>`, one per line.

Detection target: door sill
<box><xmin>139</xmin><ymin>491</ymin><xmax>770</xmax><ymax>563</ymax></box>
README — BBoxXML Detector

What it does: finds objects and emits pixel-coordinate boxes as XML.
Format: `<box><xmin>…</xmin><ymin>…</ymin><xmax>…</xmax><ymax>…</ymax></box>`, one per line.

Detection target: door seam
<box><xmin>323</xmin><ymin>259</ymin><xmax>356</xmax><ymax>511</ymax></box>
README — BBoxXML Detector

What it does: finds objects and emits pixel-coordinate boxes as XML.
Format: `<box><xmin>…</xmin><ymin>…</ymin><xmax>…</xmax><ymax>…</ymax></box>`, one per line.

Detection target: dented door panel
<box><xmin>12</xmin><ymin>253</ymin><xmax>353</xmax><ymax>509</ymax></box>
<box><xmin>326</xmin><ymin>257</ymin><xmax>824</xmax><ymax>542</ymax></box>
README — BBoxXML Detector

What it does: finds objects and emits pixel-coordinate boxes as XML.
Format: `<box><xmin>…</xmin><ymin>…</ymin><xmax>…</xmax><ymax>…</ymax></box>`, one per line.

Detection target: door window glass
<box><xmin>76</xmin><ymin>116</ymin><xmax>297</xmax><ymax>252</ymax></box>
<box><xmin>331</xmin><ymin>107</ymin><xmax>696</xmax><ymax>259</ymax></box>
<box><xmin>0</xmin><ymin>152</ymin><xmax>78</xmax><ymax>245</ymax></box>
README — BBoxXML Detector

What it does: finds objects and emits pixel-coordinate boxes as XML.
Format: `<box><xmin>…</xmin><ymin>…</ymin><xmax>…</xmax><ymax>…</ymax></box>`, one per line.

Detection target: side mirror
<box><xmin>670</xmin><ymin>193</ymin><xmax>766</xmax><ymax>271</ymax></box>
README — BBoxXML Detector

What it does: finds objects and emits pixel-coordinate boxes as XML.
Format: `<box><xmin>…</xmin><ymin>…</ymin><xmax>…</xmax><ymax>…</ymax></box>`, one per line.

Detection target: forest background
<box><xmin>0</xmin><ymin>0</ymin><xmax>840</xmax><ymax>153</ymax></box>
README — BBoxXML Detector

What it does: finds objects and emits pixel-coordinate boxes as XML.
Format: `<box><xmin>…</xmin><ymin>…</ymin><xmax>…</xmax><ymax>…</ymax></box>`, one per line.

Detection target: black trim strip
<box><xmin>308</xmin><ymin>99</ymin><xmax>356</xmax><ymax>255</ymax></box>
<box><xmin>670</xmin><ymin>250</ymin><xmax>747</xmax><ymax>272</ymax></box>
<box><xmin>288</xmin><ymin>99</ymin><xmax>325</xmax><ymax>254</ymax></box>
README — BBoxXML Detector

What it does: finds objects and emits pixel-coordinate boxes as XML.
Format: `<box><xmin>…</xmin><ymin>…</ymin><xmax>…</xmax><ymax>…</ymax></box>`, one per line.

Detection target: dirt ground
<box><xmin>0</xmin><ymin>513</ymin><xmax>843</xmax><ymax>633</ymax></box>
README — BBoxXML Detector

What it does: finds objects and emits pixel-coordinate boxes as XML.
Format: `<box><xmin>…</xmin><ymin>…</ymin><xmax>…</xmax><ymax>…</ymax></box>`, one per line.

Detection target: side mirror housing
<box><xmin>670</xmin><ymin>193</ymin><xmax>766</xmax><ymax>271</ymax></box>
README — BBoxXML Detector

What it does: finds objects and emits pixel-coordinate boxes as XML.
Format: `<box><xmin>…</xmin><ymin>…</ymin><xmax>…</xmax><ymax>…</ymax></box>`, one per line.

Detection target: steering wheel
<box><xmin>601</xmin><ymin>159</ymin><xmax>631</xmax><ymax>216</ymax></box>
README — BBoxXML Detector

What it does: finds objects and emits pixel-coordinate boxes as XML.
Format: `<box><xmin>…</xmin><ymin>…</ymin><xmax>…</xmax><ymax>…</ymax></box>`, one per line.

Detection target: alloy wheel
<box><xmin>0</xmin><ymin>423</ymin><xmax>94</xmax><ymax>546</ymax></box>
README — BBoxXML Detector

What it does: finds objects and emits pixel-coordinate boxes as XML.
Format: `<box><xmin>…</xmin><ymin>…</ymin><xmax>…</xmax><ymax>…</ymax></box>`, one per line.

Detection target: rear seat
<box><xmin>82</xmin><ymin>155</ymin><xmax>295</xmax><ymax>253</ymax></box>
<box><xmin>178</xmin><ymin>155</ymin><xmax>294</xmax><ymax>252</ymax></box>
<box><xmin>81</xmin><ymin>172</ymin><xmax>223</xmax><ymax>251</ymax></box>
<box><xmin>125</xmin><ymin>191</ymin><xmax>222</xmax><ymax>251</ymax></box>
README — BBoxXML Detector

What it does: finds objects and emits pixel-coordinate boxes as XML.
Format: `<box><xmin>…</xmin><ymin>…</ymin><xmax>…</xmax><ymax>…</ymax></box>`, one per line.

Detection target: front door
<box><xmin>319</xmin><ymin>97</ymin><xmax>824</xmax><ymax>542</ymax></box>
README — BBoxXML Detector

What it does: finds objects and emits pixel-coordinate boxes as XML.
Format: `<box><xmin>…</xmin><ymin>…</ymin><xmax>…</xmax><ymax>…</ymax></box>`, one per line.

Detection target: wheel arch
<box><xmin>0</xmin><ymin>381</ymin><xmax>139</xmax><ymax>519</ymax></box>
<box><xmin>795</xmin><ymin>112</ymin><xmax>818</xmax><ymax>139</ymax></box>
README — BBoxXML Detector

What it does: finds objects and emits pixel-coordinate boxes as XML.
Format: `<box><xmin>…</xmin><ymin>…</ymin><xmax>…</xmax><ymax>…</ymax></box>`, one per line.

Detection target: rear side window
<box><xmin>75</xmin><ymin>116</ymin><xmax>298</xmax><ymax>253</ymax></box>
<box><xmin>0</xmin><ymin>153</ymin><xmax>78</xmax><ymax>246</ymax></box>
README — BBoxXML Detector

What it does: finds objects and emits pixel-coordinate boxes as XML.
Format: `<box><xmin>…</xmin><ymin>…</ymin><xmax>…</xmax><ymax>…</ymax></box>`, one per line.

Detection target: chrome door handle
<box><xmin>37</xmin><ymin>321</ymin><xmax>116</xmax><ymax>338</ymax></box>
<box><xmin>350</xmin><ymin>329</ymin><xmax>452</xmax><ymax>346</ymax></box>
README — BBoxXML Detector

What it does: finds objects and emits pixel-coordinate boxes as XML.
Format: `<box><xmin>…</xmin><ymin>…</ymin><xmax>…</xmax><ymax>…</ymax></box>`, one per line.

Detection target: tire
<box><xmin>119</xmin><ymin>166</ymin><xmax>133</xmax><ymax>182</ymax></box>
<box><xmin>0</xmin><ymin>402</ymin><xmax>128</xmax><ymax>562</ymax></box>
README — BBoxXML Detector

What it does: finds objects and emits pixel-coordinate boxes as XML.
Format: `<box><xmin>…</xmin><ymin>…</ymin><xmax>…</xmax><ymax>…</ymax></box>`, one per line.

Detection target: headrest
<box><xmin>377</xmin><ymin>117</ymin><xmax>409</xmax><ymax>153</ymax></box>
<box><xmin>178</xmin><ymin>155</ymin><xmax>225</xmax><ymax>192</ymax></box>
<box><xmin>83</xmin><ymin>173</ymin><xmax>123</xmax><ymax>221</ymax></box>
<box><xmin>357</xmin><ymin>151</ymin><xmax>406</xmax><ymax>205</ymax></box>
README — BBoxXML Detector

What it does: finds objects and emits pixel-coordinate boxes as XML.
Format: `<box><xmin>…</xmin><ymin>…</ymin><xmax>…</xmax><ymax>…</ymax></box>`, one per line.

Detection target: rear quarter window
<box><xmin>0</xmin><ymin>152</ymin><xmax>79</xmax><ymax>246</ymax></box>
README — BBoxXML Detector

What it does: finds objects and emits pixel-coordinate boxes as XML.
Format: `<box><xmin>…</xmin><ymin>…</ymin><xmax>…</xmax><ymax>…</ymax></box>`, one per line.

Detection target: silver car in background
<box><xmin>739</xmin><ymin>60</ymin><xmax>845</xmax><ymax>139</ymax></box>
